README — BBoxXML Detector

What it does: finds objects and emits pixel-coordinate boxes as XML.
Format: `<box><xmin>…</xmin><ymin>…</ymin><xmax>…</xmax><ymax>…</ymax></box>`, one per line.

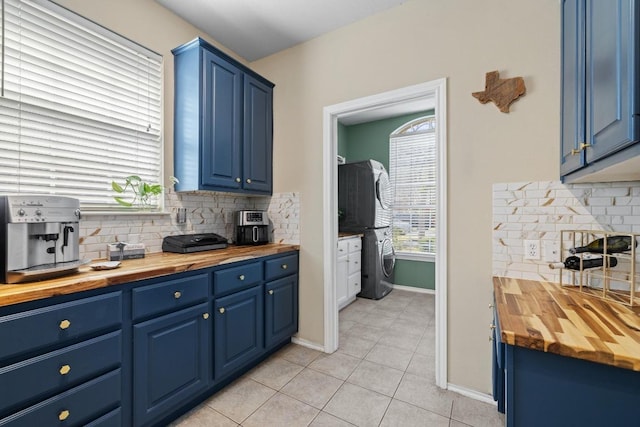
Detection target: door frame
<box><xmin>322</xmin><ymin>78</ymin><xmax>448</xmax><ymax>388</ymax></box>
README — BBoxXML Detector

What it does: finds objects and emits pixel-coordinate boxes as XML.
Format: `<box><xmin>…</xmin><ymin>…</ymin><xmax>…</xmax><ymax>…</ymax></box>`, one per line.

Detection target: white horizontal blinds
<box><xmin>0</xmin><ymin>0</ymin><xmax>162</xmax><ymax>209</ymax></box>
<box><xmin>389</xmin><ymin>116</ymin><xmax>436</xmax><ymax>255</ymax></box>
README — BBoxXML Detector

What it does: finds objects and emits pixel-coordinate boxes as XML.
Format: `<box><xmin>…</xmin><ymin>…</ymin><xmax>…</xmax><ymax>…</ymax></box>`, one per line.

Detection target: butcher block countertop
<box><xmin>493</xmin><ymin>276</ymin><xmax>640</xmax><ymax>371</ymax></box>
<box><xmin>0</xmin><ymin>243</ymin><xmax>299</xmax><ymax>308</ymax></box>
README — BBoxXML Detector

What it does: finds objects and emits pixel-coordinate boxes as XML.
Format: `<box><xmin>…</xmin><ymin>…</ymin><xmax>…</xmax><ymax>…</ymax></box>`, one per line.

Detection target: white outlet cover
<box><xmin>543</xmin><ymin>241</ymin><xmax>561</xmax><ymax>263</ymax></box>
<box><xmin>523</xmin><ymin>239</ymin><xmax>540</xmax><ymax>260</ymax></box>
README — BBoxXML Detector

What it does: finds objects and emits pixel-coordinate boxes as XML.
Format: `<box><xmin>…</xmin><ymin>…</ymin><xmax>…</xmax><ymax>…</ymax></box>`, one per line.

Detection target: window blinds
<box><xmin>389</xmin><ymin>127</ymin><xmax>437</xmax><ymax>256</ymax></box>
<box><xmin>0</xmin><ymin>0</ymin><xmax>163</xmax><ymax>209</ymax></box>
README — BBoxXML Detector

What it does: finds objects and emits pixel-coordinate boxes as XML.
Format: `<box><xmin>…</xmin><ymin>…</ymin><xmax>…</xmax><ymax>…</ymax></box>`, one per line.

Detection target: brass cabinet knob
<box><xmin>235</xmin><ymin>177</ymin><xmax>241</xmax><ymax>183</ymax></box>
<box><xmin>488</xmin><ymin>304</ymin><xmax>494</xmax><ymax>309</ymax></box>
<box><xmin>203</xmin><ymin>313</ymin><xmax>209</xmax><ymax>320</ymax></box>
<box><xmin>219</xmin><ymin>307</ymin><xmax>225</xmax><ymax>314</ymax></box>
<box><xmin>571</xmin><ymin>142</ymin><xmax>591</xmax><ymax>155</ymax></box>
<box><xmin>246</xmin><ymin>178</ymin><xmax>252</xmax><ymax>184</ymax></box>
<box><xmin>489</xmin><ymin>324</ymin><xmax>496</xmax><ymax>330</ymax></box>
<box><xmin>268</xmin><ymin>290</ymin><xmax>274</xmax><ymax>295</ymax></box>
<box><xmin>59</xmin><ymin>410</ymin><xmax>70</xmax><ymax>421</ymax></box>
<box><xmin>59</xmin><ymin>365</ymin><xmax>71</xmax><ymax>375</ymax></box>
<box><xmin>238</xmin><ymin>274</ymin><xmax>245</xmax><ymax>281</ymax></box>
<box><xmin>174</xmin><ymin>291</ymin><xmax>182</xmax><ymax>299</ymax></box>
<box><xmin>281</xmin><ymin>264</ymin><xmax>288</xmax><ymax>270</ymax></box>
<box><xmin>59</xmin><ymin>319</ymin><xmax>71</xmax><ymax>330</ymax></box>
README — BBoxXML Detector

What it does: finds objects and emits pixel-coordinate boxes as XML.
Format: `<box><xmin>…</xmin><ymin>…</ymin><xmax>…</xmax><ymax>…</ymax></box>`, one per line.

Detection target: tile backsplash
<box><xmin>79</xmin><ymin>191</ymin><xmax>300</xmax><ymax>260</ymax></box>
<box><xmin>493</xmin><ymin>180</ymin><xmax>640</xmax><ymax>282</ymax></box>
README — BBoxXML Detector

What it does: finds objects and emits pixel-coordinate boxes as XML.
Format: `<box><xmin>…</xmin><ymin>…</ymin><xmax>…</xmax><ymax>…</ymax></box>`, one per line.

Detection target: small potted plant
<box><xmin>111</xmin><ymin>175</ymin><xmax>178</xmax><ymax>208</ymax></box>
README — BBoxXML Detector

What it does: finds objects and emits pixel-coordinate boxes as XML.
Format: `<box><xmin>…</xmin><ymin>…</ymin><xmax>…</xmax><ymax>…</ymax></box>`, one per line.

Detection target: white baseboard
<box><xmin>447</xmin><ymin>383</ymin><xmax>496</xmax><ymax>405</ymax></box>
<box><xmin>392</xmin><ymin>284</ymin><xmax>435</xmax><ymax>295</ymax></box>
<box><xmin>291</xmin><ymin>336</ymin><xmax>327</xmax><ymax>353</ymax></box>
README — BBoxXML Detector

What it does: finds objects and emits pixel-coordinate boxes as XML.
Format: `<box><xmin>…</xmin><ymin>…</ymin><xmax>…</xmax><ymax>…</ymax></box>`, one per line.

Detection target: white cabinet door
<box><xmin>337</xmin><ymin>240</ymin><xmax>349</xmax><ymax>309</ymax></box>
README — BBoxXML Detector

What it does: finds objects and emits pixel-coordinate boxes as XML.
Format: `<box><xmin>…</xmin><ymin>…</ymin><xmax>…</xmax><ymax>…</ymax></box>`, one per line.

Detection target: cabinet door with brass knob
<box><xmin>265</xmin><ymin>275</ymin><xmax>298</xmax><ymax>350</ymax></box>
<box><xmin>213</xmin><ymin>285</ymin><xmax>264</xmax><ymax>379</ymax></box>
<box><xmin>132</xmin><ymin>273</ymin><xmax>208</xmax><ymax>321</ymax></box>
<box><xmin>133</xmin><ymin>302</ymin><xmax>210</xmax><ymax>425</ymax></box>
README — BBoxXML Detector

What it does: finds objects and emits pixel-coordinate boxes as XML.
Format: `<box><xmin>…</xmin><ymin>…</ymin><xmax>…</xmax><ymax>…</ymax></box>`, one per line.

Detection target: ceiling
<box><xmin>155</xmin><ymin>0</ymin><xmax>406</xmax><ymax>62</ymax></box>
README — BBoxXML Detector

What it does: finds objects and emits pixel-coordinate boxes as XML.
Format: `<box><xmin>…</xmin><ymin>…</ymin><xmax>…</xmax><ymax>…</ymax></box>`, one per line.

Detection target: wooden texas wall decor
<box><xmin>472</xmin><ymin>70</ymin><xmax>526</xmax><ymax>113</ymax></box>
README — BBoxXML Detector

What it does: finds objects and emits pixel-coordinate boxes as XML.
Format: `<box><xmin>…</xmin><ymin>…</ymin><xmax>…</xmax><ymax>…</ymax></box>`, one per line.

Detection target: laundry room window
<box><xmin>0</xmin><ymin>0</ymin><xmax>163</xmax><ymax>211</ymax></box>
<box><xmin>389</xmin><ymin>116</ymin><xmax>436</xmax><ymax>260</ymax></box>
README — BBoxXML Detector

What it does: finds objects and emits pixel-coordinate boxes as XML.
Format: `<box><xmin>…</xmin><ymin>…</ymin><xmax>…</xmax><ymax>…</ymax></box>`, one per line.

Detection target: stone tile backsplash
<box><xmin>493</xmin><ymin>180</ymin><xmax>640</xmax><ymax>282</ymax></box>
<box><xmin>79</xmin><ymin>191</ymin><xmax>300</xmax><ymax>260</ymax></box>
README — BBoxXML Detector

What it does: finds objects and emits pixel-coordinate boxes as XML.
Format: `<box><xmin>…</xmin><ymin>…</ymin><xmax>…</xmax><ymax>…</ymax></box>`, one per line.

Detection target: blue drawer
<box><xmin>0</xmin><ymin>331</ymin><xmax>121</xmax><ymax>412</ymax></box>
<box><xmin>85</xmin><ymin>408</ymin><xmax>121</xmax><ymax>427</ymax></box>
<box><xmin>0</xmin><ymin>369</ymin><xmax>121</xmax><ymax>427</ymax></box>
<box><xmin>132</xmin><ymin>273</ymin><xmax>209</xmax><ymax>320</ymax></box>
<box><xmin>0</xmin><ymin>292</ymin><xmax>122</xmax><ymax>361</ymax></box>
<box><xmin>214</xmin><ymin>261</ymin><xmax>262</xmax><ymax>295</ymax></box>
<box><xmin>265</xmin><ymin>253</ymin><xmax>298</xmax><ymax>281</ymax></box>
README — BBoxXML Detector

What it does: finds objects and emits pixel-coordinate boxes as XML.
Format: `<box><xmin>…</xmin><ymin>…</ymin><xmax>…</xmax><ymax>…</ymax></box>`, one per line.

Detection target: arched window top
<box><xmin>391</xmin><ymin>115</ymin><xmax>436</xmax><ymax>136</ymax></box>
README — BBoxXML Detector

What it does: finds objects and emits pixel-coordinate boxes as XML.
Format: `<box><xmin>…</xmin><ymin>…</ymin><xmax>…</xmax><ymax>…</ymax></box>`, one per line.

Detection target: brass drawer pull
<box><xmin>238</xmin><ymin>274</ymin><xmax>245</xmax><ymax>281</ymax></box>
<box><xmin>59</xmin><ymin>319</ymin><xmax>71</xmax><ymax>330</ymax></box>
<box><xmin>59</xmin><ymin>365</ymin><xmax>71</xmax><ymax>375</ymax></box>
<box><xmin>203</xmin><ymin>313</ymin><xmax>209</xmax><ymax>320</ymax></box>
<box><xmin>281</xmin><ymin>264</ymin><xmax>288</xmax><ymax>270</ymax></box>
<box><xmin>268</xmin><ymin>290</ymin><xmax>274</xmax><ymax>295</ymax></box>
<box><xmin>246</xmin><ymin>178</ymin><xmax>252</xmax><ymax>184</ymax></box>
<box><xmin>59</xmin><ymin>410</ymin><xmax>70</xmax><ymax>421</ymax></box>
<box><xmin>235</xmin><ymin>177</ymin><xmax>241</xmax><ymax>183</ymax></box>
<box><xmin>174</xmin><ymin>291</ymin><xmax>182</xmax><ymax>299</ymax></box>
<box><xmin>219</xmin><ymin>307</ymin><xmax>225</xmax><ymax>314</ymax></box>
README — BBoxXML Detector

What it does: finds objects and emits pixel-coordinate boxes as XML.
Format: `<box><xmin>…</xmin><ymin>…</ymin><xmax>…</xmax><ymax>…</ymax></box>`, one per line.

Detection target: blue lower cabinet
<box><xmin>133</xmin><ymin>303</ymin><xmax>210</xmax><ymax>426</ymax></box>
<box><xmin>214</xmin><ymin>285</ymin><xmax>264</xmax><ymax>380</ymax></box>
<box><xmin>504</xmin><ymin>344</ymin><xmax>640</xmax><ymax>426</ymax></box>
<box><xmin>265</xmin><ymin>275</ymin><xmax>298</xmax><ymax>349</ymax></box>
<box><xmin>0</xmin><ymin>369</ymin><xmax>121</xmax><ymax>427</ymax></box>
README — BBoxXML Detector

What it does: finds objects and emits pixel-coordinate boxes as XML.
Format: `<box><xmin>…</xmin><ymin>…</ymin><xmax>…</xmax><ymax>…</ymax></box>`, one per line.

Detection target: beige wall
<box><xmin>56</xmin><ymin>0</ymin><xmax>561</xmax><ymax>394</ymax></box>
<box><xmin>251</xmin><ymin>0</ymin><xmax>560</xmax><ymax>393</ymax></box>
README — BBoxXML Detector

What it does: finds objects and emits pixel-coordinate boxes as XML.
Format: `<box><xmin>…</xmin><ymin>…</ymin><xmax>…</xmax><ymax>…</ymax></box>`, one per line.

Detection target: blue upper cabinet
<box><xmin>561</xmin><ymin>0</ymin><xmax>640</xmax><ymax>182</ymax></box>
<box><xmin>172</xmin><ymin>38</ymin><xmax>274</xmax><ymax>195</ymax></box>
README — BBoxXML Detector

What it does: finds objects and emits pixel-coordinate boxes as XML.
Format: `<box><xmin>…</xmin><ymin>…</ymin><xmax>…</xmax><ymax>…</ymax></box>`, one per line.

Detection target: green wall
<box><xmin>339</xmin><ymin>110</ymin><xmax>436</xmax><ymax>291</ymax></box>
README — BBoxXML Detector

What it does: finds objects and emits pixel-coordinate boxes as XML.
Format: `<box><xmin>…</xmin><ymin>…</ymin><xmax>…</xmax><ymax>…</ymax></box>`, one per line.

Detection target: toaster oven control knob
<box><xmin>17</xmin><ymin>208</ymin><xmax>25</xmax><ymax>216</ymax></box>
<box><xmin>35</xmin><ymin>209</ymin><xmax>42</xmax><ymax>216</ymax></box>
<box><xmin>74</xmin><ymin>208</ymin><xmax>81</xmax><ymax>219</ymax></box>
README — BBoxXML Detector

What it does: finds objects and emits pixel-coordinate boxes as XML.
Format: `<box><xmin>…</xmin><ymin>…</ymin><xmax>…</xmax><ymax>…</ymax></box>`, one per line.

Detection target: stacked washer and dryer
<box><xmin>338</xmin><ymin>159</ymin><xmax>395</xmax><ymax>300</ymax></box>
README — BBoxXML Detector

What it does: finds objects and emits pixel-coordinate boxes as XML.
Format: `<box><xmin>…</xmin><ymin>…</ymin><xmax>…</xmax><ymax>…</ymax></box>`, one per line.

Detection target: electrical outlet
<box><xmin>543</xmin><ymin>241</ymin><xmax>561</xmax><ymax>263</ymax></box>
<box><xmin>177</xmin><ymin>207</ymin><xmax>187</xmax><ymax>224</ymax></box>
<box><xmin>523</xmin><ymin>240</ymin><xmax>540</xmax><ymax>260</ymax></box>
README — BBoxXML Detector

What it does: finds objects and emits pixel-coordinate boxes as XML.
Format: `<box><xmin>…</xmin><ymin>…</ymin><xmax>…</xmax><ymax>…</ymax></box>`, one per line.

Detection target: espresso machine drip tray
<box><xmin>7</xmin><ymin>259</ymin><xmax>91</xmax><ymax>284</ymax></box>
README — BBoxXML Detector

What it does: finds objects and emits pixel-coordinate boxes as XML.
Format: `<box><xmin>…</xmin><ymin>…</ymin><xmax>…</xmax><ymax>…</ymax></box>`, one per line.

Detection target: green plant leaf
<box><xmin>114</xmin><ymin>196</ymin><xmax>132</xmax><ymax>207</ymax></box>
<box><xmin>111</xmin><ymin>181</ymin><xmax>124</xmax><ymax>193</ymax></box>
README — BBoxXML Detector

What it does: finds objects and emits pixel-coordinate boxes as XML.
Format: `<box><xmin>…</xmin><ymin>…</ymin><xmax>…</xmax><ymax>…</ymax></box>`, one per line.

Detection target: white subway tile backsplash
<box><xmin>493</xmin><ymin>180</ymin><xmax>640</xmax><ymax>282</ymax></box>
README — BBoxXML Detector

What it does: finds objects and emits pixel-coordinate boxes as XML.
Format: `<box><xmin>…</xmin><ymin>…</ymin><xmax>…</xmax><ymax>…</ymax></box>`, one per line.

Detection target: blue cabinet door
<box><xmin>243</xmin><ymin>74</ymin><xmax>273</xmax><ymax>193</ymax></box>
<box><xmin>201</xmin><ymin>50</ymin><xmax>243</xmax><ymax>190</ymax></box>
<box><xmin>133</xmin><ymin>303</ymin><xmax>210</xmax><ymax>426</ymax></box>
<box><xmin>214</xmin><ymin>285</ymin><xmax>264</xmax><ymax>380</ymax></box>
<box><xmin>586</xmin><ymin>0</ymin><xmax>639</xmax><ymax>163</ymax></box>
<box><xmin>265</xmin><ymin>275</ymin><xmax>298</xmax><ymax>349</ymax></box>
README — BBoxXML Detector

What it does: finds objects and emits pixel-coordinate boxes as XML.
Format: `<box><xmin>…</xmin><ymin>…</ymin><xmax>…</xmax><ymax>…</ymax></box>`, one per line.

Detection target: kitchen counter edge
<box><xmin>0</xmin><ymin>243</ymin><xmax>299</xmax><ymax>308</ymax></box>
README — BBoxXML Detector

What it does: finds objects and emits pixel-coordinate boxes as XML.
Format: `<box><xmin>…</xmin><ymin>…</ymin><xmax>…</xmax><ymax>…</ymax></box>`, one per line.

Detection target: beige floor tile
<box><xmin>394</xmin><ymin>373</ymin><xmax>455</xmax><ymax>418</ymax></box>
<box><xmin>340</xmin><ymin>305</ymin><xmax>371</xmax><ymax>324</ymax></box>
<box><xmin>276</xmin><ymin>343</ymin><xmax>322</xmax><ymax>366</ymax></box>
<box><xmin>242</xmin><ymin>392</ymin><xmax>319</xmax><ymax>427</ymax></box>
<box><xmin>344</xmin><ymin>324</ymin><xmax>386</xmax><ymax>342</ymax></box>
<box><xmin>169</xmin><ymin>405</ymin><xmax>238</xmax><ymax>427</ymax></box>
<box><xmin>324</xmin><ymin>383</ymin><xmax>391</xmax><ymax>426</ymax></box>
<box><xmin>364</xmin><ymin>343</ymin><xmax>414</xmax><ymax>371</ymax></box>
<box><xmin>309</xmin><ymin>411</ymin><xmax>356</xmax><ymax>426</ymax></box>
<box><xmin>415</xmin><ymin>330</ymin><xmax>436</xmax><ymax>356</ymax></box>
<box><xmin>350</xmin><ymin>297</ymin><xmax>378</xmax><ymax>312</ymax></box>
<box><xmin>336</xmin><ymin>334</ymin><xmax>377</xmax><ymax>358</ymax></box>
<box><xmin>450</xmin><ymin>420</ymin><xmax>473</xmax><ymax>427</ymax></box>
<box><xmin>387</xmin><ymin>317</ymin><xmax>428</xmax><ymax>336</ymax></box>
<box><xmin>378</xmin><ymin>330</ymin><xmax>422</xmax><ymax>352</ymax></box>
<box><xmin>308</xmin><ymin>351</ymin><xmax>361</xmax><ymax>380</ymax></box>
<box><xmin>281</xmin><ymin>368</ymin><xmax>344</xmax><ymax>409</ymax></box>
<box><xmin>379</xmin><ymin>399</ymin><xmax>449</xmax><ymax>427</ymax></box>
<box><xmin>346</xmin><ymin>360</ymin><xmax>404</xmax><ymax>397</ymax></box>
<box><xmin>406</xmin><ymin>352</ymin><xmax>436</xmax><ymax>380</ymax></box>
<box><xmin>367</xmin><ymin>305</ymin><xmax>402</xmax><ymax>319</ymax></box>
<box><xmin>450</xmin><ymin>394</ymin><xmax>505</xmax><ymax>427</ymax></box>
<box><xmin>205</xmin><ymin>377</ymin><xmax>275</xmax><ymax>424</ymax></box>
<box><xmin>340</xmin><ymin>319</ymin><xmax>357</xmax><ymax>334</ymax></box>
<box><xmin>360</xmin><ymin>312</ymin><xmax>396</xmax><ymax>329</ymax></box>
<box><xmin>248</xmin><ymin>355</ymin><xmax>304</xmax><ymax>390</ymax></box>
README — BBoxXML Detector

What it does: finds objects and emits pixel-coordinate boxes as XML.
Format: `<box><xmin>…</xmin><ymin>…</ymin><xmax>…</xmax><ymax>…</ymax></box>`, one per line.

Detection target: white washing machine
<box><xmin>360</xmin><ymin>227</ymin><xmax>395</xmax><ymax>299</ymax></box>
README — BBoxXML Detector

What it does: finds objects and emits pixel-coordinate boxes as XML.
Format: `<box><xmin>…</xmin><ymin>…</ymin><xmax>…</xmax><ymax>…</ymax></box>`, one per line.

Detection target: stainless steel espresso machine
<box><xmin>0</xmin><ymin>195</ymin><xmax>87</xmax><ymax>284</ymax></box>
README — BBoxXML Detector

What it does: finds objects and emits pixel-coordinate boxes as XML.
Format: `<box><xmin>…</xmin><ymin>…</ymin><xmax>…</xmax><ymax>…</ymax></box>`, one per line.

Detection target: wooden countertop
<box><xmin>338</xmin><ymin>232</ymin><xmax>363</xmax><ymax>240</ymax></box>
<box><xmin>493</xmin><ymin>276</ymin><xmax>640</xmax><ymax>371</ymax></box>
<box><xmin>0</xmin><ymin>244</ymin><xmax>299</xmax><ymax>308</ymax></box>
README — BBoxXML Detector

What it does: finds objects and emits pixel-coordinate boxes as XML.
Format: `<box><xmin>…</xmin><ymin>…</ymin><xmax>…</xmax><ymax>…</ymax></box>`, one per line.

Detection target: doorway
<box><xmin>322</xmin><ymin>78</ymin><xmax>448</xmax><ymax>388</ymax></box>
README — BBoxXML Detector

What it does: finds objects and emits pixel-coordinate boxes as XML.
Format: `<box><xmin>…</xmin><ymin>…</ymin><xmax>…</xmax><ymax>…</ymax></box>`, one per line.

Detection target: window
<box><xmin>389</xmin><ymin>116</ymin><xmax>436</xmax><ymax>258</ymax></box>
<box><xmin>0</xmin><ymin>0</ymin><xmax>163</xmax><ymax>210</ymax></box>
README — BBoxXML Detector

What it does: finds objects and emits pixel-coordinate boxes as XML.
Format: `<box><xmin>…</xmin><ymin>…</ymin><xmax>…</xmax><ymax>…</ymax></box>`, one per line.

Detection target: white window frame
<box><xmin>0</xmin><ymin>0</ymin><xmax>164</xmax><ymax>211</ymax></box>
<box><xmin>389</xmin><ymin>115</ymin><xmax>436</xmax><ymax>261</ymax></box>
